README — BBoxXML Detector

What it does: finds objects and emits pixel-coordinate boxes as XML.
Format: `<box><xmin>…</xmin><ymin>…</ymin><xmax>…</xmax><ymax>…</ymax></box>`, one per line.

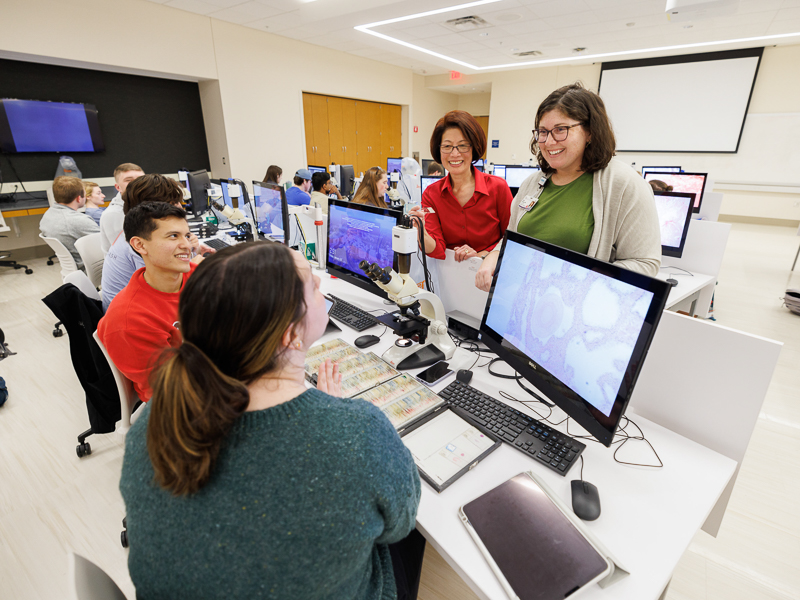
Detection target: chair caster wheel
<box><xmin>25</xmin><ymin>268</ymin><xmax>33</xmax><ymax>274</ymax></box>
<box><xmin>121</xmin><ymin>529</ymin><xmax>129</xmax><ymax>548</ymax></box>
<box><xmin>47</xmin><ymin>260</ymin><xmax>54</xmax><ymax>265</ymax></box>
<box><xmin>76</xmin><ymin>442</ymin><xmax>91</xmax><ymax>457</ymax></box>
<box><xmin>53</xmin><ymin>329</ymin><xmax>63</xmax><ymax>337</ymax></box>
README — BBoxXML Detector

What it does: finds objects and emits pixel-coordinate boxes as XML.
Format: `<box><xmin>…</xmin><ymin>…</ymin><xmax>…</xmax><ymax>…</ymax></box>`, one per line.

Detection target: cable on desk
<box><xmin>566</xmin><ymin>416</ymin><xmax>664</xmax><ymax>469</ymax></box>
<box><xmin>659</xmin><ymin>265</ymin><xmax>694</xmax><ymax>276</ymax></box>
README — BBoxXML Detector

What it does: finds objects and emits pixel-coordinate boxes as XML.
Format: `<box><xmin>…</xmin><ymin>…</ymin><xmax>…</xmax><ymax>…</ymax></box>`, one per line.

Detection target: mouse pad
<box><xmin>462</xmin><ymin>472</ymin><xmax>609</xmax><ymax>600</ymax></box>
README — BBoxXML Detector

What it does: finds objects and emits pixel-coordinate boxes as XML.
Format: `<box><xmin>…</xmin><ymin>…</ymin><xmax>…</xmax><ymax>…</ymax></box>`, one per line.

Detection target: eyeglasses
<box><xmin>440</xmin><ymin>143</ymin><xmax>472</xmax><ymax>154</ymax></box>
<box><xmin>532</xmin><ymin>123</ymin><xmax>584</xmax><ymax>143</ymax></box>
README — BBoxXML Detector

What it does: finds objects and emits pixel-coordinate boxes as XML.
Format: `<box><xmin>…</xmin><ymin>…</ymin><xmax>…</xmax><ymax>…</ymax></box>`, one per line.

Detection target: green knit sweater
<box><xmin>120</xmin><ymin>388</ymin><xmax>421</xmax><ymax>600</ymax></box>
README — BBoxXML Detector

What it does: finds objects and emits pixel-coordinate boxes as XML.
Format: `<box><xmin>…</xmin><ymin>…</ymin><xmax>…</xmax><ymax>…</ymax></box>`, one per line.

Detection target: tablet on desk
<box><xmin>460</xmin><ymin>471</ymin><xmax>612</xmax><ymax>600</ymax></box>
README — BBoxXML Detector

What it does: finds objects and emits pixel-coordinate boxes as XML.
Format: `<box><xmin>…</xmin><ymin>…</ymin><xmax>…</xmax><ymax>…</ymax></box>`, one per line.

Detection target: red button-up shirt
<box><xmin>421</xmin><ymin>169</ymin><xmax>513</xmax><ymax>260</ymax></box>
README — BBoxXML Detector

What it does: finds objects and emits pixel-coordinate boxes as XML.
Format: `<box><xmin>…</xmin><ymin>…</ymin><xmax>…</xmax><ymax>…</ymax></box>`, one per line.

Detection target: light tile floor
<box><xmin>0</xmin><ymin>222</ymin><xmax>798</xmax><ymax>599</ymax></box>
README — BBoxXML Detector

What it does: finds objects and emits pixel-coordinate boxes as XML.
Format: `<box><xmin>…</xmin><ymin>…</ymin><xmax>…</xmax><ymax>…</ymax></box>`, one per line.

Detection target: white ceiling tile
<box><xmin>766</xmin><ymin>17</ymin><xmax>800</xmax><ymax>33</ymax></box>
<box><xmin>164</xmin><ymin>0</ymin><xmax>221</xmax><ymax>15</ymax></box>
<box><xmin>529</xmin><ymin>0</ymin><xmax>592</xmax><ymax>19</ymax></box>
<box><xmin>205</xmin><ymin>0</ymin><xmax>253</xmax><ymax>8</ymax></box>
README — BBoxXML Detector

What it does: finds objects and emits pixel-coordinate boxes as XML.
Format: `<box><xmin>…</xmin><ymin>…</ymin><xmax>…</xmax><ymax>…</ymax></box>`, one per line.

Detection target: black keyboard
<box><xmin>202</xmin><ymin>238</ymin><xmax>231</xmax><ymax>251</ymax></box>
<box><xmin>328</xmin><ymin>295</ymin><xmax>378</xmax><ymax>332</ymax></box>
<box><xmin>438</xmin><ymin>380</ymin><xmax>585</xmax><ymax>476</ymax></box>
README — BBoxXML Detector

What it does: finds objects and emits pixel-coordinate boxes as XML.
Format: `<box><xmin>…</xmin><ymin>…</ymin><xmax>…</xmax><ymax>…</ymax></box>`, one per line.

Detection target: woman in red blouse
<box><xmin>409</xmin><ymin>111</ymin><xmax>513</xmax><ymax>262</ymax></box>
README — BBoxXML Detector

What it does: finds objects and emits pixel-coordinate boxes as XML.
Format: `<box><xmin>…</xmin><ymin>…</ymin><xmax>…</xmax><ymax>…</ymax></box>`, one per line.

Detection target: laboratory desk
<box><xmin>0</xmin><ymin>194</ymin><xmax>49</xmax><ymax>218</ymax></box>
<box><xmin>315</xmin><ymin>272</ymin><xmax>736</xmax><ymax>600</ymax></box>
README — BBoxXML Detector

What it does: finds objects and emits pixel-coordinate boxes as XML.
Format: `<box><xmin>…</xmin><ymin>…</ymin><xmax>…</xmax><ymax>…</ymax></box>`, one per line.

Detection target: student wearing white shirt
<box><xmin>99</xmin><ymin>162</ymin><xmax>145</xmax><ymax>254</ymax></box>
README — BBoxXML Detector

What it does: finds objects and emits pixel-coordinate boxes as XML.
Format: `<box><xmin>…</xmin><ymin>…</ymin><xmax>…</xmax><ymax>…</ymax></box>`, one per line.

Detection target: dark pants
<box><xmin>389</xmin><ymin>528</ymin><xmax>427</xmax><ymax>600</ymax></box>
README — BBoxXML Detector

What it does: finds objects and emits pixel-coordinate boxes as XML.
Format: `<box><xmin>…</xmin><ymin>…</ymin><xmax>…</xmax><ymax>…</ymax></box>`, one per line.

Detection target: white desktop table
<box><xmin>317</xmin><ymin>272</ymin><xmax>736</xmax><ymax>600</ymax></box>
<box><xmin>656</xmin><ymin>268</ymin><xmax>716</xmax><ymax>316</ymax></box>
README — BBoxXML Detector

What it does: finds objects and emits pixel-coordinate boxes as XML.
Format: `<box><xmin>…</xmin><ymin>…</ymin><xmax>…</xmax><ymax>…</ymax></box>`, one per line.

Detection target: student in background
<box><xmin>119</xmin><ymin>242</ymin><xmax>424</xmax><ymax>600</ymax></box>
<box><xmin>309</xmin><ymin>171</ymin><xmax>342</xmax><ymax>214</ymax></box>
<box><xmin>83</xmin><ymin>182</ymin><xmax>106</xmax><ymax>225</ymax></box>
<box><xmin>427</xmin><ymin>161</ymin><xmax>443</xmax><ymax>176</ymax></box>
<box><xmin>286</xmin><ymin>169</ymin><xmax>313</xmax><ymax>206</ymax></box>
<box><xmin>648</xmin><ymin>179</ymin><xmax>673</xmax><ymax>192</ymax></box>
<box><xmin>98</xmin><ymin>203</ymin><xmax>201</xmax><ymax>401</ymax></box>
<box><xmin>39</xmin><ymin>176</ymin><xmax>100</xmax><ymax>270</ymax></box>
<box><xmin>409</xmin><ymin>111</ymin><xmax>513</xmax><ymax>262</ymax></box>
<box><xmin>351</xmin><ymin>166</ymin><xmax>389</xmax><ymax>208</ymax></box>
<box><xmin>476</xmin><ymin>83</ymin><xmax>660</xmax><ymax>291</ymax></box>
<box><xmin>263</xmin><ymin>164</ymin><xmax>283</xmax><ymax>185</ymax></box>
<box><xmin>100</xmin><ymin>162</ymin><xmax>145</xmax><ymax>253</ymax></box>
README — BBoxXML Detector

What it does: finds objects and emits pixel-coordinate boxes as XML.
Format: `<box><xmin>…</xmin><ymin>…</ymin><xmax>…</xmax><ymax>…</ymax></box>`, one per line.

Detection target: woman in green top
<box><xmin>120</xmin><ymin>242</ymin><xmax>424</xmax><ymax>600</ymax></box>
<box><xmin>476</xmin><ymin>83</ymin><xmax>660</xmax><ymax>291</ymax></box>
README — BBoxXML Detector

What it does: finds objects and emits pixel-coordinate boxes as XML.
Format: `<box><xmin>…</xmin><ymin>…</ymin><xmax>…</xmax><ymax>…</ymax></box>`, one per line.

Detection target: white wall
<box><xmin>458</xmin><ymin>93</ymin><xmax>491</xmax><ymax>116</ymax></box>
<box><xmin>409</xmin><ymin>74</ymin><xmax>459</xmax><ymax>162</ymax></box>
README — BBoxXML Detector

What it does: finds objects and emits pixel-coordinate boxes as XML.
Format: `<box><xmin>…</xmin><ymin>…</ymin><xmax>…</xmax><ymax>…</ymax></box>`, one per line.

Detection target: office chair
<box><xmin>75</xmin><ymin>233</ymin><xmax>104</xmax><ymax>289</ymax></box>
<box><xmin>68</xmin><ymin>552</ymin><xmax>127</xmax><ymax>600</ymax></box>
<box><xmin>1</xmin><ymin>216</ymin><xmax>33</xmax><ymax>273</ymax></box>
<box><xmin>39</xmin><ymin>233</ymin><xmax>79</xmax><ymax>336</ymax></box>
<box><xmin>92</xmin><ymin>330</ymin><xmax>142</xmax><ymax>438</ymax></box>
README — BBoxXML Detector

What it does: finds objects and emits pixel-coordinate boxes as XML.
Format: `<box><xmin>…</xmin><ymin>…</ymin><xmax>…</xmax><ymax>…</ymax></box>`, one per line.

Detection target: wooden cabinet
<box><xmin>302</xmin><ymin>93</ymin><xmax>401</xmax><ymax>176</ymax></box>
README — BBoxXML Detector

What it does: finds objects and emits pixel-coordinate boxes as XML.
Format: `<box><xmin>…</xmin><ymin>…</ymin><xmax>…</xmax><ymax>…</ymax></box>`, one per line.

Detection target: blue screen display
<box><xmin>328</xmin><ymin>204</ymin><xmax>396</xmax><ymax>276</ymax></box>
<box><xmin>253</xmin><ymin>183</ymin><xmax>285</xmax><ymax>238</ymax></box>
<box><xmin>2</xmin><ymin>100</ymin><xmax>94</xmax><ymax>152</ymax></box>
<box><xmin>387</xmin><ymin>158</ymin><xmax>402</xmax><ymax>174</ymax></box>
<box><xmin>219</xmin><ymin>180</ymin><xmax>236</xmax><ymax>209</ymax></box>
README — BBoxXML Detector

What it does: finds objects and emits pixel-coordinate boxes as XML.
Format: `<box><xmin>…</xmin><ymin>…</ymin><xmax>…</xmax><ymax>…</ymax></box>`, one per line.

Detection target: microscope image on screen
<box><xmin>327</xmin><ymin>207</ymin><xmax>395</xmax><ymax>275</ymax></box>
<box><xmin>654</xmin><ymin>194</ymin><xmax>692</xmax><ymax>248</ymax></box>
<box><xmin>486</xmin><ymin>243</ymin><xmax>654</xmax><ymax>417</ymax></box>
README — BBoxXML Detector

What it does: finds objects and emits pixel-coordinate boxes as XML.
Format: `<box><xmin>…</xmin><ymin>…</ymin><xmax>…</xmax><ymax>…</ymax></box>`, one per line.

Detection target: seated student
<box><xmin>427</xmin><ymin>161</ymin><xmax>444</xmax><ymax>176</ymax></box>
<box><xmin>100</xmin><ymin>174</ymin><xmax>209</xmax><ymax>312</ymax></box>
<box><xmin>286</xmin><ymin>169</ymin><xmax>313</xmax><ymax>206</ymax></box>
<box><xmin>120</xmin><ymin>242</ymin><xmax>424</xmax><ymax>600</ymax></box>
<box><xmin>83</xmin><ymin>182</ymin><xmax>106</xmax><ymax>225</ymax></box>
<box><xmin>39</xmin><ymin>176</ymin><xmax>100</xmax><ymax>270</ymax></box>
<box><xmin>409</xmin><ymin>111</ymin><xmax>513</xmax><ymax>263</ymax></box>
<box><xmin>309</xmin><ymin>171</ymin><xmax>342</xmax><ymax>214</ymax></box>
<box><xmin>351</xmin><ymin>166</ymin><xmax>389</xmax><ymax>208</ymax></box>
<box><xmin>263</xmin><ymin>164</ymin><xmax>283</xmax><ymax>185</ymax></box>
<box><xmin>100</xmin><ymin>162</ymin><xmax>145</xmax><ymax>253</ymax></box>
<box><xmin>98</xmin><ymin>203</ymin><xmax>200</xmax><ymax>402</ymax></box>
<box><xmin>648</xmin><ymin>179</ymin><xmax>673</xmax><ymax>192</ymax></box>
<box><xmin>476</xmin><ymin>83</ymin><xmax>660</xmax><ymax>291</ymax></box>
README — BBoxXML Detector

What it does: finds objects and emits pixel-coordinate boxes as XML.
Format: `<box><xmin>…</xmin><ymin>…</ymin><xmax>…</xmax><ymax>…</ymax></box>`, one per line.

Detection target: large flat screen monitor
<box><xmin>641</xmin><ymin>166</ymin><xmax>681</xmax><ymax>177</ymax></box>
<box><xmin>653</xmin><ymin>190</ymin><xmax>695</xmax><ymax>258</ymax></box>
<box><xmin>387</xmin><ymin>157</ymin><xmax>402</xmax><ymax>174</ymax></box>
<box><xmin>253</xmin><ymin>180</ymin><xmax>289</xmax><ymax>244</ymax></box>
<box><xmin>420</xmin><ymin>175</ymin><xmax>442</xmax><ymax>196</ymax></box>
<box><xmin>505</xmin><ymin>166</ymin><xmax>540</xmax><ymax>189</ymax></box>
<box><xmin>186</xmin><ymin>169</ymin><xmax>211</xmax><ymax>218</ymax></box>
<box><xmin>339</xmin><ymin>165</ymin><xmax>355</xmax><ymax>197</ymax></box>
<box><xmin>308</xmin><ymin>165</ymin><xmax>327</xmax><ymax>175</ymax></box>
<box><xmin>480</xmin><ymin>230</ymin><xmax>670</xmax><ymax>447</ymax></box>
<box><xmin>644</xmin><ymin>171</ymin><xmax>707</xmax><ymax>213</ymax></box>
<box><xmin>492</xmin><ymin>164</ymin><xmax>507</xmax><ymax>180</ymax></box>
<box><xmin>0</xmin><ymin>99</ymin><xmax>104</xmax><ymax>153</ymax></box>
<box><xmin>327</xmin><ymin>199</ymin><xmax>402</xmax><ymax>299</ymax></box>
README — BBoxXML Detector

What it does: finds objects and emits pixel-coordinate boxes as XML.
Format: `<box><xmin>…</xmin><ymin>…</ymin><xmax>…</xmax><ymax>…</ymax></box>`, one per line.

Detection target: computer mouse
<box><xmin>666</xmin><ymin>278</ymin><xmax>679</xmax><ymax>287</ymax></box>
<box><xmin>354</xmin><ymin>335</ymin><xmax>380</xmax><ymax>349</ymax></box>
<box><xmin>571</xmin><ymin>480</ymin><xmax>601</xmax><ymax>521</ymax></box>
<box><xmin>456</xmin><ymin>369</ymin><xmax>473</xmax><ymax>384</ymax></box>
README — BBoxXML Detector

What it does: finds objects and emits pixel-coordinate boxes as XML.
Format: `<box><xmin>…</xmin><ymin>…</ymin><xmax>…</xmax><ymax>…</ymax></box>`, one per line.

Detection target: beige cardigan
<box><xmin>510</xmin><ymin>157</ymin><xmax>661</xmax><ymax>276</ymax></box>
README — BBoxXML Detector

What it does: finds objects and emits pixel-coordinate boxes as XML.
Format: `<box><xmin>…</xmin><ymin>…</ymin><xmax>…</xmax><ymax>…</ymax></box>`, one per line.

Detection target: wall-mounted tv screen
<box><xmin>0</xmin><ymin>99</ymin><xmax>104</xmax><ymax>153</ymax></box>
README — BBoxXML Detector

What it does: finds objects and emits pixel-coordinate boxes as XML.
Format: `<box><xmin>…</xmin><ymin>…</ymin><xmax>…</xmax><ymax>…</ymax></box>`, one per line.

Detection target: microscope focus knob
<box><xmin>430</xmin><ymin>321</ymin><xmax>448</xmax><ymax>336</ymax></box>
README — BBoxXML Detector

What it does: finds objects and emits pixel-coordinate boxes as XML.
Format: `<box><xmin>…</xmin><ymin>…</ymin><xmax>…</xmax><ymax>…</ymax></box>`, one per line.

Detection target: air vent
<box><xmin>514</xmin><ymin>50</ymin><xmax>543</xmax><ymax>57</ymax></box>
<box><xmin>443</xmin><ymin>15</ymin><xmax>492</xmax><ymax>32</ymax></box>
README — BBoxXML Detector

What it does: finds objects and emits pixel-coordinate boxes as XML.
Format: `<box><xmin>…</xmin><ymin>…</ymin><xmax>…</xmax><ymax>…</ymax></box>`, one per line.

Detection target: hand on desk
<box><xmin>453</xmin><ymin>244</ymin><xmax>482</xmax><ymax>263</ymax></box>
<box><xmin>475</xmin><ymin>251</ymin><xmax>499</xmax><ymax>291</ymax></box>
<box><xmin>316</xmin><ymin>359</ymin><xmax>342</xmax><ymax>397</ymax></box>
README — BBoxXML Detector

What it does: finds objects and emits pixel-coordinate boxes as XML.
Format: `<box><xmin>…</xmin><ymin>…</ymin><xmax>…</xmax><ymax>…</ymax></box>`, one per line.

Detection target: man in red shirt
<box><xmin>98</xmin><ymin>202</ymin><xmax>202</xmax><ymax>401</ymax></box>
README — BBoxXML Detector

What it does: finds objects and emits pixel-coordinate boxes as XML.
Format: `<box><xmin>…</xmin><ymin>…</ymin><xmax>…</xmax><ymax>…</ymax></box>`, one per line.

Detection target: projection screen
<box><xmin>598</xmin><ymin>48</ymin><xmax>763</xmax><ymax>153</ymax></box>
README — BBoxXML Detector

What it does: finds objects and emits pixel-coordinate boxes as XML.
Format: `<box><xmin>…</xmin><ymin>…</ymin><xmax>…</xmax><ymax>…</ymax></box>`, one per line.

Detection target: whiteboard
<box><xmin>599</xmin><ymin>51</ymin><xmax>761</xmax><ymax>153</ymax></box>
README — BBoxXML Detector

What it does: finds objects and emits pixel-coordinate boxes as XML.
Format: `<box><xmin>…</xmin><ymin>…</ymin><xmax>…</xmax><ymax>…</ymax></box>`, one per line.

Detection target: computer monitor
<box><xmin>218</xmin><ymin>179</ymin><xmax>238</xmax><ymax>209</ymax></box>
<box><xmin>641</xmin><ymin>166</ymin><xmax>681</xmax><ymax>177</ymax></box>
<box><xmin>644</xmin><ymin>171</ymin><xmax>707</xmax><ymax>212</ymax></box>
<box><xmin>339</xmin><ymin>165</ymin><xmax>355</xmax><ymax>197</ymax></box>
<box><xmin>308</xmin><ymin>165</ymin><xmax>327</xmax><ymax>175</ymax></box>
<box><xmin>387</xmin><ymin>157</ymin><xmax>402</xmax><ymax>174</ymax></box>
<box><xmin>653</xmin><ymin>191</ymin><xmax>695</xmax><ymax>258</ymax></box>
<box><xmin>421</xmin><ymin>158</ymin><xmax>434</xmax><ymax>174</ymax></box>
<box><xmin>253</xmin><ymin>180</ymin><xmax>289</xmax><ymax>244</ymax></box>
<box><xmin>177</xmin><ymin>169</ymin><xmax>190</xmax><ymax>192</ymax></box>
<box><xmin>186</xmin><ymin>169</ymin><xmax>211</xmax><ymax>218</ymax></box>
<box><xmin>492</xmin><ymin>164</ymin><xmax>507</xmax><ymax>180</ymax></box>
<box><xmin>480</xmin><ymin>230</ymin><xmax>670</xmax><ymax>447</ymax></box>
<box><xmin>420</xmin><ymin>175</ymin><xmax>442</xmax><ymax>196</ymax></box>
<box><xmin>504</xmin><ymin>166</ymin><xmax>540</xmax><ymax>189</ymax></box>
<box><xmin>326</xmin><ymin>199</ymin><xmax>402</xmax><ymax>299</ymax></box>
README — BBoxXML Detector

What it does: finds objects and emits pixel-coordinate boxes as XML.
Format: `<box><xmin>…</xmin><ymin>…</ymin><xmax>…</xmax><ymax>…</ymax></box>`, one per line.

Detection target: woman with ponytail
<box><xmin>120</xmin><ymin>242</ymin><xmax>423</xmax><ymax>600</ymax></box>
